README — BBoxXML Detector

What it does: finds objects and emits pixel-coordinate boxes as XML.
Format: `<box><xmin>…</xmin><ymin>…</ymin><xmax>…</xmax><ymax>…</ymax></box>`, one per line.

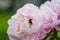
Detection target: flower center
<box><xmin>29</xmin><ymin>19</ymin><xmax>32</xmax><ymax>28</ymax></box>
<box><xmin>29</xmin><ymin>19</ymin><xmax>32</xmax><ymax>25</ymax></box>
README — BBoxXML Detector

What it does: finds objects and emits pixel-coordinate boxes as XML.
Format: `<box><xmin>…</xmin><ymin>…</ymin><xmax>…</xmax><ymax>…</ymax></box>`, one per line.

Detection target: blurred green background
<box><xmin>0</xmin><ymin>0</ymin><xmax>60</xmax><ymax>40</ymax></box>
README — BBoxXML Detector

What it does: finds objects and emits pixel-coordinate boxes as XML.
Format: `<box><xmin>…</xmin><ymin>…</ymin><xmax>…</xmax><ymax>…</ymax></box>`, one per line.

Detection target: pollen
<box><xmin>17</xmin><ymin>25</ymin><xmax>20</xmax><ymax>32</ymax></box>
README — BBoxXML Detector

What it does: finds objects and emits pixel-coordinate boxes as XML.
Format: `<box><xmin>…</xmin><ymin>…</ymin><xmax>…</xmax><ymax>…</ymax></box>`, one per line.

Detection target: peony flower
<box><xmin>51</xmin><ymin>0</ymin><xmax>60</xmax><ymax>31</ymax></box>
<box><xmin>7</xmin><ymin>4</ymin><xmax>44</xmax><ymax>40</ymax></box>
<box><xmin>39</xmin><ymin>1</ymin><xmax>58</xmax><ymax>39</ymax></box>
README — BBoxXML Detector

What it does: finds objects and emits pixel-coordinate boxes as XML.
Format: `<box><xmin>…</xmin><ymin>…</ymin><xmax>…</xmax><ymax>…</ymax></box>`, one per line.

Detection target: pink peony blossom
<box><xmin>51</xmin><ymin>0</ymin><xmax>60</xmax><ymax>31</ymax></box>
<box><xmin>39</xmin><ymin>1</ymin><xmax>58</xmax><ymax>39</ymax></box>
<box><xmin>7</xmin><ymin>4</ymin><xmax>43</xmax><ymax>40</ymax></box>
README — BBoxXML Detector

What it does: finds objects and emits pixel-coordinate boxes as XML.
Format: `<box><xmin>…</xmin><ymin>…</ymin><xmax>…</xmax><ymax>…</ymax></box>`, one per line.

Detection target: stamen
<box><xmin>29</xmin><ymin>19</ymin><xmax>32</xmax><ymax>28</ymax></box>
<box><xmin>29</xmin><ymin>19</ymin><xmax>32</xmax><ymax>25</ymax></box>
<box><xmin>24</xmin><ymin>17</ymin><xmax>27</xmax><ymax>20</ymax></box>
<box><xmin>17</xmin><ymin>25</ymin><xmax>20</xmax><ymax>32</ymax></box>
